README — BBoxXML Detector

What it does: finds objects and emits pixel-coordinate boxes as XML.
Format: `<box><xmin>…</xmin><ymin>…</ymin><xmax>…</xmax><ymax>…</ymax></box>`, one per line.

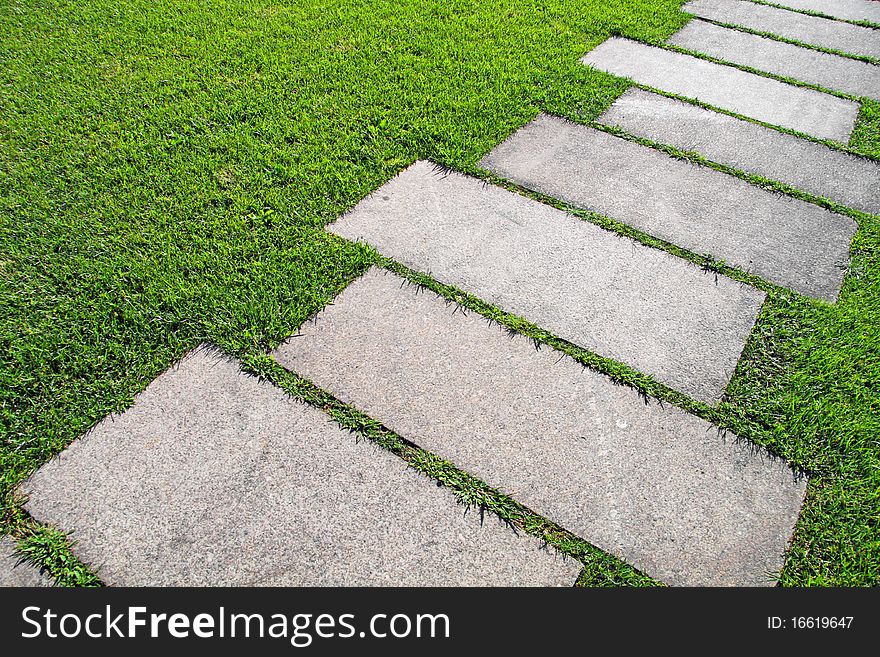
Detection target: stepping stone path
<box><xmin>0</xmin><ymin>536</ymin><xmax>53</xmax><ymax>587</ymax></box>
<box><xmin>773</xmin><ymin>0</ymin><xmax>880</xmax><ymax>24</ymax></box>
<box><xmin>668</xmin><ymin>19</ymin><xmax>880</xmax><ymax>100</ymax></box>
<box><xmin>21</xmin><ymin>350</ymin><xmax>579</xmax><ymax>586</ymax></box>
<box><xmin>769</xmin><ymin>0</ymin><xmax>880</xmax><ymax>23</ymax></box>
<box><xmin>273</xmin><ymin>269</ymin><xmax>807</xmax><ymax>587</ymax></box>
<box><xmin>330</xmin><ymin>160</ymin><xmax>764</xmax><ymax>403</ymax></box>
<box><xmin>683</xmin><ymin>0</ymin><xmax>880</xmax><ymax>59</ymax></box>
<box><xmin>26</xmin><ymin>0</ymin><xmax>880</xmax><ymax>587</ymax></box>
<box><xmin>598</xmin><ymin>89</ymin><xmax>880</xmax><ymax>215</ymax></box>
<box><xmin>581</xmin><ymin>37</ymin><xmax>860</xmax><ymax>142</ymax></box>
<box><xmin>480</xmin><ymin>115</ymin><xmax>856</xmax><ymax>301</ymax></box>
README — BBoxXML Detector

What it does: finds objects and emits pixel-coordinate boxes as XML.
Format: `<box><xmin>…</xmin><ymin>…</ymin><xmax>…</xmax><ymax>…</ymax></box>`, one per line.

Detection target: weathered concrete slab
<box><xmin>769</xmin><ymin>0</ymin><xmax>880</xmax><ymax>24</ymax></box>
<box><xmin>599</xmin><ymin>89</ymin><xmax>880</xmax><ymax>215</ymax></box>
<box><xmin>329</xmin><ymin>160</ymin><xmax>764</xmax><ymax>403</ymax></box>
<box><xmin>480</xmin><ymin>114</ymin><xmax>857</xmax><ymax>301</ymax></box>
<box><xmin>0</xmin><ymin>536</ymin><xmax>53</xmax><ymax>587</ymax></box>
<box><xmin>273</xmin><ymin>268</ymin><xmax>808</xmax><ymax>587</ymax></box>
<box><xmin>580</xmin><ymin>37</ymin><xmax>860</xmax><ymax>141</ymax></box>
<box><xmin>683</xmin><ymin>0</ymin><xmax>880</xmax><ymax>59</ymax></box>
<box><xmin>21</xmin><ymin>349</ymin><xmax>579</xmax><ymax>587</ymax></box>
<box><xmin>669</xmin><ymin>19</ymin><xmax>880</xmax><ymax>100</ymax></box>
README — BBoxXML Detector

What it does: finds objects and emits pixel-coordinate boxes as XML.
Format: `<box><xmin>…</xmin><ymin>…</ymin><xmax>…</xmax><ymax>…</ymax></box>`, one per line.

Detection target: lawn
<box><xmin>1</xmin><ymin>0</ymin><xmax>878</xmax><ymax>586</ymax></box>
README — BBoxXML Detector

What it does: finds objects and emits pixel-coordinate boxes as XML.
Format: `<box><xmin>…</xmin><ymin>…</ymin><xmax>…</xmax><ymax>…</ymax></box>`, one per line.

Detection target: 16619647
<box><xmin>768</xmin><ymin>617</ymin><xmax>853</xmax><ymax>630</ymax></box>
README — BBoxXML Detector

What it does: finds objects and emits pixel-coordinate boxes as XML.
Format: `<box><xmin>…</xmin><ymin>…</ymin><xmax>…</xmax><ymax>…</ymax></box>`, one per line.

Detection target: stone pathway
<box><xmin>581</xmin><ymin>37</ymin><xmax>859</xmax><ymax>141</ymax></box>
<box><xmin>767</xmin><ymin>0</ymin><xmax>880</xmax><ymax>23</ymax></box>
<box><xmin>669</xmin><ymin>19</ymin><xmax>880</xmax><ymax>99</ymax></box>
<box><xmin>598</xmin><ymin>89</ymin><xmax>880</xmax><ymax>215</ymax></box>
<box><xmin>0</xmin><ymin>536</ymin><xmax>53</xmax><ymax>587</ymax></box>
<box><xmin>22</xmin><ymin>350</ymin><xmax>578</xmax><ymax>586</ymax></box>
<box><xmin>18</xmin><ymin>0</ymin><xmax>880</xmax><ymax>586</ymax></box>
<box><xmin>683</xmin><ymin>0</ymin><xmax>880</xmax><ymax>58</ymax></box>
<box><xmin>330</xmin><ymin>160</ymin><xmax>765</xmax><ymax>403</ymax></box>
<box><xmin>273</xmin><ymin>269</ymin><xmax>805</xmax><ymax>587</ymax></box>
<box><xmin>480</xmin><ymin>114</ymin><xmax>856</xmax><ymax>301</ymax></box>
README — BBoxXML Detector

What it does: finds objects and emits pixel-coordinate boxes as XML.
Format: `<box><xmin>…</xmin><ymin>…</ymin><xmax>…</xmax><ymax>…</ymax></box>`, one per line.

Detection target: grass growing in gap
<box><xmin>683</xmin><ymin>15</ymin><xmax>880</xmax><ymax>64</ymax></box>
<box><xmin>1</xmin><ymin>0</ymin><xmax>878</xmax><ymax>586</ymax></box>
<box><xmin>244</xmin><ymin>352</ymin><xmax>657</xmax><ymax>587</ymax></box>
<box><xmin>749</xmin><ymin>0</ymin><xmax>880</xmax><ymax>30</ymax></box>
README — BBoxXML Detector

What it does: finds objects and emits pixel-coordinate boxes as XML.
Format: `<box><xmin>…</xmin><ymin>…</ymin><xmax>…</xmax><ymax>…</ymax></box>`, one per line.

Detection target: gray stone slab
<box><xmin>480</xmin><ymin>114</ymin><xmax>857</xmax><ymax>301</ymax></box>
<box><xmin>683</xmin><ymin>0</ymin><xmax>880</xmax><ymax>59</ymax></box>
<box><xmin>580</xmin><ymin>37</ymin><xmax>860</xmax><ymax>141</ymax></box>
<box><xmin>272</xmin><ymin>268</ymin><xmax>808</xmax><ymax>587</ymax></box>
<box><xmin>669</xmin><ymin>19</ymin><xmax>880</xmax><ymax>99</ymax></box>
<box><xmin>598</xmin><ymin>88</ymin><xmax>880</xmax><ymax>214</ymax></box>
<box><xmin>20</xmin><ymin>349</ymin><xmax>579</xmax><ymax>587</ymax></box>
<box><xmin>0</xmin><ymin>536</ymin><xmax>53</xmax><ymax>587</ymax></box>
<box><xmin>768</xmin><ymin>0</ymin><xmax>880</xmax><ymax>23</ymax></box>
<box><xmin>329</xmin><ymin>160</ymin><xmax>764</xmax><ymax>403</ymax></box>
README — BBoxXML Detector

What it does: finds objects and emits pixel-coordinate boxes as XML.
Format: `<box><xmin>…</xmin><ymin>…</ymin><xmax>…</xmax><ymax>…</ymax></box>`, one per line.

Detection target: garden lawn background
<box><xmin>0</xmin><ymin>0</ymin><xmax>878</xmax><ymax>585</ymax></box>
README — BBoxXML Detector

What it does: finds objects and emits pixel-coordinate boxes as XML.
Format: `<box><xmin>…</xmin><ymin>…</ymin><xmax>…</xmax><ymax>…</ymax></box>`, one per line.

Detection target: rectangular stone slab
<box><xmin>21</xmin><ymin>349</ymin><xmax>579</xmax><ymax>587</ymax></box>
<box><xmin>598</xmin><ymin>88</ymin><xmax>880</xmax><ymax>215</ymax></box>
<box><xmin>682</xmin><ymin>0</ymin><xmax>880</xmax><ymax>59</ymax></box>
<box><xmin>480</xmin><ymin>114</ymin><xmax>857</xmax><ymax>301</ymax></box>
<box><xmin>272</xmin><ymin>268</ymin><xmax>808</xmax><ymax>587</ymax></box>
<box><xmin>580</xmin><ymin>37</ymin><xmax>860</xmax><ymax>142</ymax></box>
<box><xmin>767</xmin><ymin>0</ymin><xmax>880</xmax><ymax>24</ymax></box>
<box><xmin>329</xmin><ymin>160</ymin><xmax>765</xmax><ymax>403</ymax></box>
<box><xmin>0</xmin><ymin>537</ymin><xmax>52</xmax><ymax>587</ymax></box>
<box><xmin>668</xmin><ymin>19</ymin><xmax>880</xmax><ymax>100</ymax></box>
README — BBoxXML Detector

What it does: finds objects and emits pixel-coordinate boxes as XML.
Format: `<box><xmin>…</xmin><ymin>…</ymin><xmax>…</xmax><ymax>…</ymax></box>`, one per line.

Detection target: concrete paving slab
<box><xmin>668</xmin><ymin>19</ymin><xmax>880</xmax><ymax>99</ymax></box>
<box><xmin>580</xmin><ymin>37</ymin><xmax>860</xmax><ymax>141</ymax></box>
<box><xmin>768</xmin><ymin>0</ymin><xmax>880</xmax><ymax>23</ymax></box>
<box><xmin>480</xmin><ymin>114</ymin><xmax>857</xmax><ymax>301</ymax></box>
<box><xmin>0</xmin><ymin>536</ymin><xmax>53</xmax><ymax>587</ymax></box>
<box><xmin>20</xmin><ymin>349</ymin><xmax>580</xmax><ymax>587</ymax></box>
<box><xmin>682</xmin><ymin>0</ymin><xmax>880</xmax><ymax>59</ymax></box>
<box><xmin>598</xmin><ymin>89</ymin><xmax>880</xmax><ymax>215</ymax></box>
<box><xmin>329</xmin><ymin>160</ymin><xmax>765</xmax><ymax>403</ymax></box>
<box><xmin>273</xmin><ymin>268</ymin><xmax>808</xmax><ymax>587</ymax></box>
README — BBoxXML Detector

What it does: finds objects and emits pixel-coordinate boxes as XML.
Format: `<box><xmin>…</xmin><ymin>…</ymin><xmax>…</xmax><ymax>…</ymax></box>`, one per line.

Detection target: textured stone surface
<box><xmin>21</xmin><ymin>349</ymin><xmax>579</xmax><ymax>587</ymax></box>
<box><xmin>273</xmin><ymin>268</ymin><xmax>808</xmax><ymax>587</ymax></box>
<box><xmin>669</xmin><ymin>19</ymin><xmax>880</xmax><ymax>100</ymax></box>
<box><xmin>773</xmin><ymin>0</ymin><xmax>880</xmax><ymax>24</ymax></box>
<box><xmin>769</xmin><ymin>0</ymin><xmax>880</xmax><ymax>23</ymax></box>
<box><xmin>599</xmin><ymin>89</ymin><xmax>880</xmax><ymax>215</ymax></box>
<box><xmin>329</xmin><ymin>160</ymin><xmax>764</xmax><ymax>402</ymax></box>
<box><xmin>580</xmin><ymin>37</ymin><xmax>859</xmax><ymax>141</ymax></box>
<box><xmin>771</xmin><ymin>0</ymin><xmax>880</xmax><ymax>23</ymax></box>
<box><xmin>683</xmin><ymin>0</ymin><xmax>880</xmax><ymax>59</ymax></box>
<box><xmin>480</xmin><ymin>114</ymin><xmax>857</xmax><ymax>301</ymax></box>
<box><xmin>0</xmin><ymin>536</ymin><xmax>53</xmax><ymax>587</ymax></box>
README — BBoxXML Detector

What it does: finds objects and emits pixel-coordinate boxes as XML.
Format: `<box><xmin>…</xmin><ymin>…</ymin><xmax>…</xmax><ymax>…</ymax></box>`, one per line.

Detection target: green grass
<box><xmin>1</xmin><ymin>0</ymin><xmax>878</xmax><ymax>586</ymax></box>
